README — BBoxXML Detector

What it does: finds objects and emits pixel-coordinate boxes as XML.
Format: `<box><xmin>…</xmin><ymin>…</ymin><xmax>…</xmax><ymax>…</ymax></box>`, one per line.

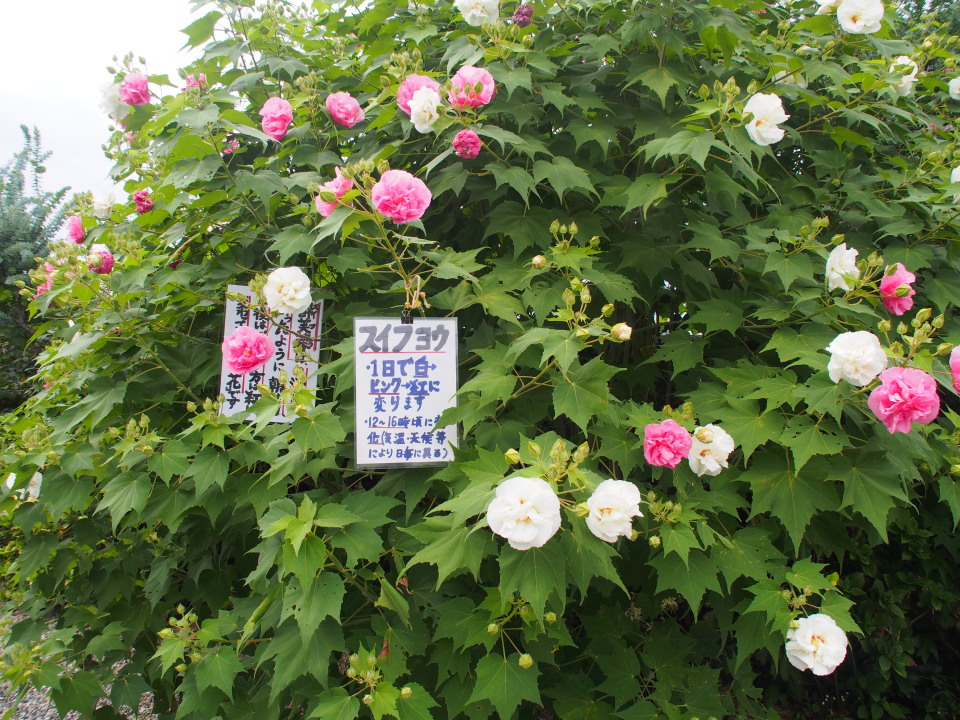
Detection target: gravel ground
<box><xmin>0</xmin><ymin>679</ymin><xmax>156</xmax><ymax>719</ymax></box>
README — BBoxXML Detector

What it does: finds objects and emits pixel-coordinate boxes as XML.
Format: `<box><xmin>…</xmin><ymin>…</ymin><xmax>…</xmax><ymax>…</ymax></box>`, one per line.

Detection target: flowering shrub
<box><xmin>4</xmin><ymin>0</ymin><xmax>960</xmax><ymax>718</ymax></box>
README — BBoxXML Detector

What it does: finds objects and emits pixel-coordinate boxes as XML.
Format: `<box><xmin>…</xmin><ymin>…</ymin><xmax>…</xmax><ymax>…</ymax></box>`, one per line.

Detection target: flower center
<box><xmin>811</xmin><ymin>633</ymin><xmax>826</xmax><ymax>650</ymax></box>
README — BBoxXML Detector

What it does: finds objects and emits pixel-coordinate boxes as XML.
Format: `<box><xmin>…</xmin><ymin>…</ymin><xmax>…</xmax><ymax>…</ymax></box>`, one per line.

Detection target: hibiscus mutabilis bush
<box><xmin>5</xmin><ymin>0</ymin><xmax>960</xmax><ymax>717</ymax></box>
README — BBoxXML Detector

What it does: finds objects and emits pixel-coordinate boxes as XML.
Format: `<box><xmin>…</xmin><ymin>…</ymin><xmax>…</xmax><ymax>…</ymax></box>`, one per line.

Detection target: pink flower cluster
<box><xmin>397</xmin><ymin>74</ymin><xmax>440</xmax><ymax>115</ymax></box>
<box><xmin>868</xmin><ymin>367</ymin><xmax>939</xmax><ymax>434</ymax></box>
<box><xmin>371</xmin><ymin>170</ymin><xmax>432</xmax><ymax>224</ymax></box>
<box><xmin>643</xmin><ymin>420</ymin><xmax>692</xmax><ymax>469</ymax></box>
<box><xmin>133</xmin><ymin>190</ymin><xmax>153</xmax><ymax>214</ymax></box>
<box><xmin>223</xmin><ymin>138</ymin><xmax>240</xmax><ymax>155</ymax></box>
<box><xmin>184</xmin><ymin>73</ymin><xmax>206</xmax><ymax>90</ymax></box>
<box><xmin>315</xmin><ymin>168</ymin><xmax>354</xmax><ymax>217</ymax></box>
<box><xmin>326</xmin><ymin>92</ymin><xmax>365</xmax><ymax>128</ymax></box>
<box><xmin>879</xmin><ymin>263</ymin><xmax>916</xmax><ymax>315</ymax></box>
<box><xmin>34</xmin><ymin>262</ymin><xmax>56</xmax><ymax>298</ymax></box>
<box><xmin>67</xmin><ymin>215</ymin><xmax>85</xmax><ymax>244</ymax></box>
<box><xmin>88</xmin><ymin>246</ymin><xmax>115</xmax><ymax>275</ymax></box>
<box><xmin>119</xmin><ymin>72</ymin><xmax>151</xmax><ymax>105</ymax></box>
<box><xmin>260</xmin><ymin>97</ymin><xmax>294</xmax><ymax>141</ymax></box>
<box><xmin>222</xmin><ymin>326</ymin><xmax>273</xmax><ymax>374</ymax></box>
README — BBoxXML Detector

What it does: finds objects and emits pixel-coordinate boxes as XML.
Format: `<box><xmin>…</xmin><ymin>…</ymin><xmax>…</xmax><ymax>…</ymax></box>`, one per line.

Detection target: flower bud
<box><xmin>916</xmin><ymin>307</ymin><xmax>932</xmax><ymax>323</ymax></box>
<box><xmin>518</xmin><ymin>653</ymin><xmax>534</xmax><ymax>669</ymax></box>
<box><xmin>559</xmin><ymin>224</ymin><xmax>568</xmax><ymax>235</ymax></box>
<box><xmin>186</xmin><ymin>401</ymin><xmax>197</xmax><ymax>412</ymax></box>
<box><xmin>938</xmin><ymin>343</ymin><xmax>953</xmax><ymax>355</ymax></box>
<box><xmin>175</xmin><ymin>663</ymin><xmax>187</xmax><ymax>673</ymax></box>
<box><xmin>562</xmin><ymin>288</ymin><xmax>576</xmax><ymax>307</ymax></box>
<box><xmin>504</xmin><ymin>448</ymin><xmax>521</xmax><ymax>464</ymax></box>
<box><xmin>695</xmin><ymin>426</ymin><xmax>715</xmax><ymax>443</ymax></box>
<box><xmin>877</xmin><ymin>319</ymin><xmax>892</xmax><ymax>333</ymax></box>
<box><xmin>897</xmin><ymin>322</ymin><xmax>908</xmax><ymax>335</ymax></box>
<box><xmin>544</xmin><ymin>612</ymin><xmax>557</xmax><ymax>624</ymax></box>
<box><xmin>531</xmin><ymin>254</ymin><xmax>546</xmax><ymax>269</ymax></box>
<box><xmin>362</xmin><ymin>695</ymin><xmax>374</xmax><ymax>706</ymax></box>
<box><xmin>697</xmin><ymin>83</ymin><xmax>711</xmax><ymax>100</ymax></box>
<box><xmin>549</xmin><ymin>220</ymin><xmax>560</xmax><ymax>234</ymax></box>
<box><xmin>933</xmin><ymin>314</ymin><xmax>945</xmax><ymax>329</ymax></box>
<box><xmin>601</xmin><ymin>303</ymin><xmax>615</xmax><ymax>316</ymax></box>
<box><xmin>346</xmin><ymin>667</ymin><xmax>357</xmax><ymax>678</ymax></box>
<box><xmin>568</xmin><ymin>221</ymin><xmax>578</xmax><ymax>235</ymax></box>
<box><xmin>401</xmin><ymin>686</ymin><xmax>413</xmax><ymax>700</ymax></box>
<box><xmin>951</xmin><ymin>464</ymin><xmax>960</xmax><ymax>475</ymax></box>
<box><xmin>610</xmin><ymin>323</ymin><xmax>632</xmax><ymax>341</ymax></box>
<box><xmin>527</xmin><ymin>440</ymin><xmax>542</xmax><ymax>458</ymax></box>
<box><xmin>522</xmin><ymin>34</ymin><xmax>535</xmax><ymax>47</ymax></box>
<box><xmin>575</xmin><ymin>327</ymin><xmax>590</xmax><ymax>339</ymax></box>
<box><xmin>648</xmin><ymin>535</ymin><xmax>661</xmax><ymax>548</ymax></box>
<box><xmin>486</xmin><ymin>623</ymin><xmax>499</xmax><ymax>634</ymax></box>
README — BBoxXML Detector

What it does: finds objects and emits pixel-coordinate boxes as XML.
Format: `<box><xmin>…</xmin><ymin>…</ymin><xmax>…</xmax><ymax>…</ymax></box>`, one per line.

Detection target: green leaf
<box><xmin>714</xmin><ymin>399</ymin><xmax>785</xmax><ymax>461</ymax></box>
<box><xmin>532</xmin><ymin>157</ymin><xmax>596</xmax><ymax>200</ymax></box>
<box><xmin>181</xmin><ymin>10</ymin><xmax>223</xmax><ymax>48</ymax></box>
<box><xmin>377</xmin><ymin>577</ymin><xmax>411</xmax><ymax>627</ymax></box>
<box><xmin>620</xmin><ymin>174</ymin><xmax>677</xmax><ymax>218</ymax></box>
<box><xmin>194</xmin><ymin>647</ymin><xmax>243</xmax><ymax>699</ymax></box>
<box><xmin>188</xmin><ymin>446</ymin><xmax>229</xmax><ymax>495</ymax></box>
<box><xmin>49</xmin><ymin>671</ymin><xmax>102</xmax><ymax>718</ymax></box>
<box><xmin>507</xmin><ymin>327</ymin><xmax>585</xmax><ymax>373</ymax></box>
<box><xmin>98</xmin><ymin>472</ymin><xmax>152</xmax><ymax>529</ymax></box>
<box><xmin>560</xmin><ymin>519</ymin><xmax>626</xmax><ymax>598</ymax></box>
<box><xmin>485</xmin><ymin>162</ymin><xmax>538</xmax><ymax>203</ymax></box>
<box><xmin>838</xmin><ymin>455</ymin><xmax>907</xmax><ymax>540</ymax></box>
<box><xmin>648</xmin><ymin>332</ymin><xmax>705</xmax><ymax>376</ymax></box>
<box><xmin>938</xmin><ymin>477</ymin><xmax>960</xmax><ymax>527</ymax></box>
<box><xmin>552</xmin><ymin>356</ymin><xmax>621</xmax><ymax>429</ymax></box>
<box><xmin>742</xmin><ymin>454</ymin><xmax>840</xmax><ymax>550</ymax></box>
<box><xmin>308</xmin><ymin>687</ymin><xmax>360</xmax><ymax>720</ymax></box>
<box><xmin>642</xmin><ymin>129</ymin><xmax>717</xmax><ymax>170</ymax></box>
<box><xmin>291</xmin><ymin>411</ymin><xmax>347</xmax><ymax>452</ymax></box>
<box><xmin>498</xmin><ymin>542</ymin><xmax>567</xmax><ymax>620</ymax></box>
<box><xmin>649</xmin><ymin>549</ymin><xmax>721</xmax><ymax>613</ymax></box>
<box><xmin>763</xmin><ymin>249</ymin><xmax>814</xmax><ymax>292</ymax></box>
<box><xmin>659</xmin><ymin>522</ymin><xmax>701</xmax><ymax>565</ymax></box>
<box><xmin>467</xmin><ymin>653</ymin><xmax>541</xmax><ymax>720</ymax></box>
<box><xmin>370</xmin><ymin>682</ymin><xmax>401</xmax><ymax>720</ymax></box>
<box><xmin>779</xmin><ymin>416</ymin><xmax>849</xmax><ymax>472</ymax></box>
<box><xmin>710</xmin><ymin>527</ymin><xmax>786</xmax><ymax>588</ymax></box>
<box><xmin>396</xmin><ymin>682</ymin><xmax>439</xmax><ymax>720</ymax></box>
<box><xmin>403</xmin><ymin>519</ymin><xmax>495</xmax><ymax>586</ymax></box>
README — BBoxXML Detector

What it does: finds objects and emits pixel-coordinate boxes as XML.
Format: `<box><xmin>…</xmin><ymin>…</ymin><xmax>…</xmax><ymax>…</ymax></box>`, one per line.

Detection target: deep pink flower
<box><xmin>326</xmin><ymin>92</ymin><xmax>365</xmax><ymax>128</ymax></box>
<box><xmin>223</xmin><ymin>138</ymin><xmax>240</xmax><ymax>155</ymax></box>
<box><xmin>448</xmin><ymin>66</ymin><xmax>496</xmax><ymax>109</ymax></box>
<box><xmin>315</xmin><ymin>168</ymin><xmax>354</xmax><ymax>217</ymax></box>
<box><xmin>87</xmin><ymin>246</ymin><xmax>115</xmax><ymax>275</ymax></box>
<box><xmin>133</xmin><ymin>190</ymin><xmax>153</xmax><ymax>214</ymax></box>
<box><xmin>397</xmin><ymin>74</ymin><xmax>441</xmax><ymax>116</ymax></box>
<box><xmin>453</xmin><ymin>129</ymin><xmax>482</xmax><ymax>159</ymax></box>
<box><xmin>67</xmin><ymin>215</ymin><xmax>85</xmax><ymax>244</ymax></box>
<box><xmin>868</xmin><ymin>366</ymin><xmax>940</xmax><ymax>434</ymax></box>
<box><xmin>950</xmin><ymin>346</ymin><xmax>960</xmax><ymax>393</ymax></box>
<box><xmin>222</xmin><ymin>326</ymin><xmax>273</xmax><ymax>374</ymax></box>
<box><xmin>118</xmin><ymin>72</ymin><xmax>151</xmax><ymax>105</ymax></box>
<box><xmin>259</xmin><ymin>97</ymin><xmax>293</xmax><ymax>141</ymax></box>
<box><xmin>644</xmin><ymin>419</ymin><xmax>693</xmax><ymax>469</ymax></box>
<box><xmin>879</xmin><ymin>263</ymin><xmax>916</xmax><ymax>316</ymax></box>
<box><xmin>371</xmin><ymin>170</ymin><xmax>432</xmax><ymax>223</ymax></box>
<box><xmin>512</xmin><ymin>3</ymin><xmax>533</xmax><ymax>26</ymax></box>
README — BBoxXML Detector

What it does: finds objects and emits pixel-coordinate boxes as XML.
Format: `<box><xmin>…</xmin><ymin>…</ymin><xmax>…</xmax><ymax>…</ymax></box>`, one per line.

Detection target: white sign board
<box><xmin>220</xmin><ymin>284</ymin><xmax>323</xmax><ymax>422</ymax></box>
<box><xmin>354</xmin><ymin>317</ymin><xmax>458</xmax><ymax>466</ymax></box>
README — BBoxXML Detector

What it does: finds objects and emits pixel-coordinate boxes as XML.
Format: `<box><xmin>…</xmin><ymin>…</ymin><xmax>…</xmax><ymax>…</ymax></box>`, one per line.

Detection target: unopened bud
<box><xmin>695</xmin><ymin>427</ymin><xmax>715</xmax><ymax>443</ymax></box>
<box><xmin>610</xmin><ymin>322</ymin><xmax>632</xmax><ymax>341</ymax></box>
<box><xmin>531</xmin><ymin>254</ymin><xmax>546</xmax><ymax>269</ymax></box>
<box><xmin>916</xmin><ymin>307</ymin><xmax>932</xmax><ymax>323</ymax></box>
<box><xmin>362</xmin><ymin>695</ymin><xmax>374</xmax><ymax>706</ymax></box>
<box><xmin>648</xmin><ymin>535</ymin><xmax>661</xmax><ymax>548</ymax></box>
<box><xmin>568</xmin><ymin>221</ymin><xmax>578</xmax><ymax>235</ymax></box>
<box><xmin>175</xmin><ymin>663</ymin><xmax>187</xmax><ymax>673</ymax></box>
<box><xmin>897</xmin><ymin>322</ymin><xmax>909</xmax><ymax>335</ymax></box>
<box><xmin>877</xmin><ymin>319</ymin><xmax>892</xmax><ymax>333</ymax></box>
<box><xmin>504</xmin><ymin>448</ymin><xmax>521</xmax><ymax>464</ymax></box>
<box><xmin>933</xmin><ymin>314</ymin><xmax>945</xmax><ymax>329</ymax></box>
<box><xmin>938</xmin><ymin>343</ymin><xmax>953</xmax><ymax>355</ymax></box>
<box><xmin>400</xmin><ymin>686</ymin><xmax>413</xmax><ymax>700</ymax></box>
<box><xmin>601</xmin><ymin>303</ymin><xmax>614</xmax><ymax>316</ymax></box>
<box><xmin>527</xmin><ymin>440</ymin><xmax>541</xmax><ymax>458</ymax></box>
<box><xmin>186</xmin><ymin>401</ymin><xmax>197</xmax><ymax>412</ymax></box>
<box><xmin>549</xmin><ymin>220</ymin><xmax>560</xmax><ymax>234</ymax></box>
<box><xmin>544</xmin><ymin>612</ymin><xmax>557</xmax><ymax>624</ymax></box>
<box><xmin>518</xmin><ymin>653</ymin><xmax>534</xmax><ymax>669</ymax></box>
<box><xmin>559</xmin><ymin>224</ymin><xmax>568</xmax><ymax>235</ymax></box>
<box><xmin>486</xmin><ymin>623</ymin><xmax>499</xmax><ymax>634</ymax></box>
<box><xmin>346</xmin><ymin>667</ymin><xmax>357</xmax><ymax>678</ymax></box>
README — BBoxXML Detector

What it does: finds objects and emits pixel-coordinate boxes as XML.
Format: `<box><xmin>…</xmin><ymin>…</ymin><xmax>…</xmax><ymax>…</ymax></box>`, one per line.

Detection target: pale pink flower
<box><xmin>67</xmin><ymin>215</ymin><xmax>85</xmax><ymax>244</ymax></box>
<box><xmin>315</xmin><ymin>168</ymin><xmax>354</xmax><ymax>217</ymax></box>
<box><xmin>371</xmin><ymin>170</ymin><xmax>432</xmax><ymax>223</ymax></box>
<box><xmin>326</xmin><ymin>92</ymin><xmax>365</xmax><ymax>128</ymax></box>
<box><xmin>222</xmin><ymin>326</ymin><xmax>273</xmax><ymax>374</ymax></box>
<box><xmin>868</xmin><ymin>366</ymin><xmax>940</xmax><ymax>434</ymax></box>
<box><xmin>397</xmin><ymin>74</ymin><xmax>441</xmax><ymax>116</ymax></box>
<box><xmin>34</xmin><ymin>262</ymin><xmax>56</xmax><ymax>298</ymax></box>
<box><xmin>119</xmin><ymin>72</ymin><xmax>151</xmax><ymax>105</ymax></box>
<box><xmin>133</xmin><ymin>190</ymin><xmax>153</xmax><ymax>215</ymax></box>
<box><xmin>448</xmin><ymin>66</ymin><xmax>496</xmax><ymax>109</ymax></box>
<box><xmin>531</xmin><ymin>255</ymin><xmax>546</xmax><ymax>269</ymax></box>
<box><xmin>184</xmin><ymin>73</ymin><xmax>206</xmax><ymax>90</ymax></box>
<box><xmin>259</xmin><ymin>97</ymin><xmax>293</xmax><ymax>141</ymax></box>
<box><xmin>644</xmin><ymin>420</ymin><xmax>692</xmax><ymax>469</ymax></box>
<box><xmin>611</xmin><ymin>323</ymin><xmax>632</xmax><ymax>341</ymax></box>
<box><xmin>879</xmin><ymin>263</ymin><xmax>916</xmax><ymax>316</ymax></box>
<box><xmin>951</xmin><ymin>346</ymin><xmax>960</xmax><ymax>393</ymax></box>
<box><xmin>585</xmin><ymin>479</ymin><xmax>642</xmax><ymax>543</ymax></box>
<box><xmin>453</xmin><ymin>129</ymin><xmax>482</xmax><ymax>159</ymax></box>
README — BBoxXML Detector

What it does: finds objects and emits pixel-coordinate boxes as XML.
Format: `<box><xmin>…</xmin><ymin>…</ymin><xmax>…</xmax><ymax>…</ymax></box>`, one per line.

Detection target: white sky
<box><xmin>0</xmin><ymin>0</ymin><xmax>202</xmax><ymax>206</ymax></box>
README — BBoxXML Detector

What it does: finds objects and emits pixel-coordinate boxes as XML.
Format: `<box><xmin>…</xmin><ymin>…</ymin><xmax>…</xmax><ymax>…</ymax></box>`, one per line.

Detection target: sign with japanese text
<box><xmin>219</xmin><ymin>284</ymin><xmax>323</xmax><ymax>422</ymax></box>
<box><xmin>354</xmin><ymin>317</ymin><xmax>458</xmax><ymax>467</ymax></box>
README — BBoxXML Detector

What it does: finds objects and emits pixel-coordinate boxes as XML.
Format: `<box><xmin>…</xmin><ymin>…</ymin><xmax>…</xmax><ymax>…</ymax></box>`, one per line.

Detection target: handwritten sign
<box><xmin>219</xmin><ymin>284</ymin><xmax>323</xmax><ymax>422</ymax></box>
<box><xmin>354</xmin><ymin>317</ymin><xmax>458</xmax><ymax>467</ymax></box>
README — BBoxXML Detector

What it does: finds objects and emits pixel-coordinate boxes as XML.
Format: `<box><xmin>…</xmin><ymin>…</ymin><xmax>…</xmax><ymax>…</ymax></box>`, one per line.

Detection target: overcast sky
<box><xmin>0</xmin><ymin>1</ymin><xmax>202</xmax><ymax>210</ymax></box>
